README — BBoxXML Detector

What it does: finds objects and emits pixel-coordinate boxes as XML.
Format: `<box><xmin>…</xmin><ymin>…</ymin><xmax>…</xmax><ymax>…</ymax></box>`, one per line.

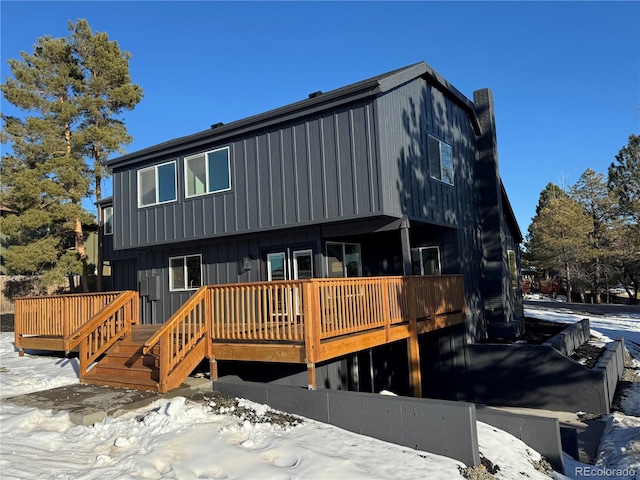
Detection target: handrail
<box><xmin>65</xmin><ymin>290</ymin><xmax>138</xmax><ymax>352</ymax></box>
<box><xmin>142</xmin><ymin>285</ymin><xmax>208</xmax><ymax>355</ymax></box>
<box><xmin>14</xmin><ymin>291</ymin><xmax>122</xmax><ymax>352</ymax></box>
<box><xmin>142</xmin><ymin>285</ymin><xmax>209</xmax><ymax>391</ymax></box>
<box><xmin>71</xmin><ymin>291</ymin><xmax>139</xmax><ymax>378</ymax></box>
<box><xmin>205</xmin><ymin>275</ymin><xmax>465</xmax><ymax>345</ymax></box>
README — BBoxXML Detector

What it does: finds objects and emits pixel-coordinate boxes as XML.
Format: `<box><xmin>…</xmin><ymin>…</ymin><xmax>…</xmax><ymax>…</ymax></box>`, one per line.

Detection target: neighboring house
<box><xmin>98</xmin><ymin>61</ymin><xmax>523</xmax><ymax>394</ymax></box>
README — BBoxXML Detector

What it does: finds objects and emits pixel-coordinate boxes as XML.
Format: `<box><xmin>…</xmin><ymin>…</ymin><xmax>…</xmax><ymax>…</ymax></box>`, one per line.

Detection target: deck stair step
<box><xmin>82</xmin><ymin>324</ymin><xmax>164</xmax><ymax>392</ymax></box>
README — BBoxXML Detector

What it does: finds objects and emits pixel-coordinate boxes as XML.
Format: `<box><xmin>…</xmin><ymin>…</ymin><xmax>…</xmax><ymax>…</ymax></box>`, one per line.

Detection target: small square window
<box><xmin>185</xmin><ymin>147</ymin><xmax>231</xmax><ymax>197</ymax></box>
<box><xmin>169</xmin><ymin>254</ymin><xmax>202</xmax><ymax>291</ymax></box>
<box><xmin>410</xmin><ymin>247</ymin><xmax>441</xmax><ymax>275</ymax></box>
<box><xmin>137</xmin><ymin>161</ymin><xmax>177</xmax><ymax>207</ymax></box>
<box><xmin>326</xmin><ymin>242</ymin><xmax>362</xmax><ymax>278</ymax></box>
<box><xmin>428</xmin><ymin>135</ymin><xmax>454</xmax><ymax>186</ymax></box>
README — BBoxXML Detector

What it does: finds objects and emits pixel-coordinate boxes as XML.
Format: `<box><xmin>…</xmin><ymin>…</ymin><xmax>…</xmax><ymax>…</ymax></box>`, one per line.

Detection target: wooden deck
<box><xmin>13</xmin><ymin>275</ymin><xmax>466</xmax><ymax>395</ymax></box>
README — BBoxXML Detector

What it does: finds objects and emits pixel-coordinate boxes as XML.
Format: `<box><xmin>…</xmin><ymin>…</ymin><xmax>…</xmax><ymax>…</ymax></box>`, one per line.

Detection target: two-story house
<box><xmin>91</xmin><ymin>61</ymin><xmax>522</xmax><ymax>396</ymax></box>
<box><xmin>14</xmin><ymin>52</ymin><xmax>627</xmax><ymax>469</ymax></box>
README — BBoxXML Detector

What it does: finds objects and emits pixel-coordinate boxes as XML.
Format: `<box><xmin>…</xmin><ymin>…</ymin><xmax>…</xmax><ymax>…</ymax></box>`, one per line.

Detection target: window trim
<box><xmin>103</xmin><ymin>206</ymin><xmax>113</xmax><ymax>236</ymax></box>
<box><xmin>428</xmin><ymin>134</ymin><xmax>454</xmax><ymax>186</ymax></box>
<box><xmin>411</xmin><ymin>246</ymin><xmax>441</xmax><ymax>276</ymax></box>
<box><xmin>508</xmin><ymin>249</ymin><xmax>518</xmax><ymax>289</ymax></box>
<box><xmin>169</xmin><ymin>254</ymin><xmax>203</xmax><ymax>292</ymax></box>
<box><xmin>137</xmin><ymin>160</ymin><xmax>177</xmax><ymax>208</ymax></box>
<box><xmin>184</xmin><ymin>146</ymin><xmax>232</xmax><ymax>198</ymax></box>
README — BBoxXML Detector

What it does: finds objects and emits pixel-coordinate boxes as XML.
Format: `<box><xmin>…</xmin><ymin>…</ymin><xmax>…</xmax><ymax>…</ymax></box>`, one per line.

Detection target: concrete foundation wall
<box><xmin>213</xmin><ymin>376</ymin><xmax>481</xmax><ymax>467</ymax></box>
<box><xmin>476</xmin><ymin>407</ymin><xmax>565</xmax><ymax>473</ymax></box>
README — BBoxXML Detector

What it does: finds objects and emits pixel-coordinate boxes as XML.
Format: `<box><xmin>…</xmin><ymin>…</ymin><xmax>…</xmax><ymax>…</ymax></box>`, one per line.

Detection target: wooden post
<box><xmin>307</xmin><ymin>362</ymin><xmax>317</xmax><ymax>390</ymax></box>
<box><xmin>407</xmin><ymin>329</ymin><xmax>422</xmax><ymax>397</ymax></box>
<box><xmin>14</xmin><ymin>299</ymin><xmax>23</xmax><ymax>355</ymax></box>
<box><xmin>406</xmin><ymin>276</ymin><xmax>422</xmax><ymax>397</ymax></box>
<box><xmin>209</xmin><ymin>357</ymin><xmax>218</xmax><ymax>380</ymax></box>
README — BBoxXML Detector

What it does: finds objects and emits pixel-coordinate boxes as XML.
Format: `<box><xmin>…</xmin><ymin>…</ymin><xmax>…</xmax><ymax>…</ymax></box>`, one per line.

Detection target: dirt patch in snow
<box><xmin>478</xmin><ymin>317</ymin><xmax>569</xmax><ymax>344</ymax></box>
<box><xmin>188</xmin><ymin>390</ymin><xmax>302</xmax><ymax>428</ymax></box>
<box><xmin>570</xmin><ymin>337</ymin><xmax>606</xmax><ymax>368</ymax></box>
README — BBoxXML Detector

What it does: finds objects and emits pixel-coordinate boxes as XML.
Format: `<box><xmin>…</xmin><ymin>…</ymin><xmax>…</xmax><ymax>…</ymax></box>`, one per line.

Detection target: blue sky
<box><xmin>1</xmin><ymin>1</ymin><xmax>639</xmax><ymax>237</ymax></box>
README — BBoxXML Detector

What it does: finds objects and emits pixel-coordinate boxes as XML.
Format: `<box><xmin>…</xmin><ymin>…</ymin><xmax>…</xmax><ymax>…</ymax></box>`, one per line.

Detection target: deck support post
<box><xmin>18</xmin><ymin>347</ymin><xmax>24</xmax><ymax>357</ymax></box>
<box><xmin>407</xmin><ymin>332</ymin><xmax>422</xmax><ymax>397</ymax></box>
<box><xmin>209</xmin><ymin>357</ymin><xmax>218</xmax><ymax>380</ymax></box>
<box><xmin>307</xmin><ymin>362</ymin><xmax>317</xmax><ymax>390</ymax></box>
<box><xmin>406</xmin><ymin>276</ymin><xmax>422</xmax><ymax>398</ymax></box>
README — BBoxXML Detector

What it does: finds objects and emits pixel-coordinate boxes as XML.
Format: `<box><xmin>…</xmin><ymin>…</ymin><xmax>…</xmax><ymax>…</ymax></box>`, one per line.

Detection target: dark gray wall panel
<box><xmin>112</xmin><ymin>99</ymin><xmax>382</xmax><ymax>251</ymax></box>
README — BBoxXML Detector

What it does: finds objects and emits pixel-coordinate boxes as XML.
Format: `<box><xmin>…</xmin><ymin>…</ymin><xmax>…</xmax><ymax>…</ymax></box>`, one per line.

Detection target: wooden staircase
<box><xmin>82</xmin><ymin>325</ymin><xmax>164</xmax><ymax>392</ymax></box>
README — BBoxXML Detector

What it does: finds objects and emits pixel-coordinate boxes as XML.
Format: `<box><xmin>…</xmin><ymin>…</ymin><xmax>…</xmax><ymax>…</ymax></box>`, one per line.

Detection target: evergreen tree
<box><xmin>525</xmin><ymin>189</ymin><xmax>592</xmax><ymax>301</ymax></box>
<box><xmin>571</xmin><ymin>168</ymin><xmax>616</xmax><ymax>302</ymax></box>
<box><xmin>69</xmin><ymin>19</ymin><xmax>143</xmax><ymax>289</ymax></box>
<box><xmin>1</xmin><ymin>34</ymin><xmax>93</xmax><ymax>291</ymax></box>
<box><xmin>608</xmin><ymin>134</ymin><xmax>640</xmax><ymax>303</ymax></box>
<box><xmin>1</xmin><ymin>20</ymin><xmax>142</xmax><ymax>293</ymax></box>
<box><xmin>609</xmin><ymin>134</ymin><xmax>640</xmax><ymax>223</ymax></box>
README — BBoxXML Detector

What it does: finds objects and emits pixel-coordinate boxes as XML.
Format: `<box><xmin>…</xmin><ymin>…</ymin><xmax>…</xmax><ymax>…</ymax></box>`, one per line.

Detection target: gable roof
<box><xmin>108</xmin><ymin>61</ymin><xmax>480</xmax><ymax>169</ymax></box>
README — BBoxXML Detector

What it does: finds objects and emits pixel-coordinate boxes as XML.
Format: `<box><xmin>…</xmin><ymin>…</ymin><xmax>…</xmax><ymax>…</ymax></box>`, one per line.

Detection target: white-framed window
<box><xmin>326</xmin><ymin>242</ymin><xmax>362</xmax><ymax>278</ymax></box>
<box><xmin>508</xmin><ymin>249</ymin><xmax>518</xmax><ymax>289</ymax></box>
<box><xmin>103</xmin><ymin>206</ymin><xmax>113</xmax><ymax>235</ymax></box>
<box><xmin>138</xmin><ymin>161</ymin><xmax>177</xmax><ymax>207</ymax></box>
<box><xmin>428</xmin><ymin>135</ymin><xmax>454</xmax><ymax>185</ymax></box>
<box><xmin>266</xmin><ymin>249</ymin><xmax>314</xmax><ymax>281</ymax></box>
<box><xmin>411</xmin><ymin>246</ymin><xmax>441</xmax><ymax>275</ymax></box>
<box><xmin>169</xmin><ymin>254</ymin><xmax>202</xmax><ymax>291</ymax></box>
<box><xmin>185</xmin><ymin>146</ymin><xmax>231</xmax><ymax>198</ymax></box>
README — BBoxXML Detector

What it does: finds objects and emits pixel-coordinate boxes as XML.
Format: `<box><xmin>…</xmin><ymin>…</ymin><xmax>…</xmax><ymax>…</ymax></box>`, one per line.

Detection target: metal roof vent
<box><xmin>210</xmin><ymin>122</ymin><xmax>224</xmax><ymax>129</ymax></box>
<box><xmin>308</xmin><ymin>91</ymin><xmax>323</xmax><ymax>99</ymax></box>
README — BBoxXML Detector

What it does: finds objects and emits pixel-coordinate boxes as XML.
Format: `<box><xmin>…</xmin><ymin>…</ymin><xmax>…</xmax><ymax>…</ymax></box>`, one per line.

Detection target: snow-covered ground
<box><xmin>0</xmin><ymin>302</ymin><xmax>638</xmax><ymax>479</ymax></box>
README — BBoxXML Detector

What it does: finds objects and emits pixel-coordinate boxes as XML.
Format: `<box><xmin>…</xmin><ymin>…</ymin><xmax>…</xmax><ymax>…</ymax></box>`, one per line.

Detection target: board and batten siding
<box><xmin>112</xmin><ymin>99</ymin><xmax>382</xmax><ymax>251</ymax></box>
<box><xmin>375</xmin><ymin>77</ymin><xmax>478</xmax><ymax>227</ymax></box>
<box><xmin>374</xmin><ymin>76</ymin><xmax>486</xmax><ymax>341</ymax></box>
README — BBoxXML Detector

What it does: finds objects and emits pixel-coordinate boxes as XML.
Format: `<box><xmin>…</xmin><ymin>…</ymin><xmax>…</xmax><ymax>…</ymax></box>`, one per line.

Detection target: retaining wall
<box><xmin>466</xmin><ymin>334</ymin><xmax>626</xmax><ymax>414</ymax></box>
<box><xmin>213</xmin><ymin>376</ymin><xmax>568</xmax><ymax>474</ymax></box>
<box><xmin>213</xmin><ymin>376</ymin><xmax>481</xmax><ymax>467</ymax></box>
<box><xmin>544</xmin><ymin>318</ymin><xmax>590</xmax><ymax>356</ymax></box>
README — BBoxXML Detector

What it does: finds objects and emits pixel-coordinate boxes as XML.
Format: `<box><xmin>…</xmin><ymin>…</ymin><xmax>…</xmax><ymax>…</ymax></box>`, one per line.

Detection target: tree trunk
<box><xmin>75</xmin><ymin>216</ymin><xmax>90</xmax><ymax>293</ymax></box>
<box><xmin>94</xmin><ymin>150</ymin><xmax>103</xmax><ymax>291</ymax></box>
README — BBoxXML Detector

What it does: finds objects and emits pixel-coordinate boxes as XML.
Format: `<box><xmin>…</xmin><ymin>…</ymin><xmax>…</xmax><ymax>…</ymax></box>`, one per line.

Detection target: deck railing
<box><xmin>209</xmin><ymin>280</ymin><xmax>306</xmax><ymax>342</ymax></box>
<box><xmin>69</xmin><ymin>291</ymin><xmax>139</xmax><ymax>377</ymax></box>
<box><xmin>143</xmin><ymin>286</ymin><xmax>209</xmax><ymax>391</ymax></box>
<box><xmin>14</xmin><ymin>292</ymin><xmax>122</xmax><ymax>350</ymax></box>
<box><xmin>207</xmin><ymin>275</ymin><xmax>464</xmax><ymax>345</ymax></box>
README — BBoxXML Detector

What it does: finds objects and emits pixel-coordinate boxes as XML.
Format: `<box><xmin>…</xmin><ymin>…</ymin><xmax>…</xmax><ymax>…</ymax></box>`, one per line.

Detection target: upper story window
<box><xmin>411</xmin><ymin>246</ymin><xmax>441</xmax><ymax>275</ymax></box>
<box><xmin>138</xmin><ymin>161</ymin><xmax>177</xmax><ymax>208</ymax></box>
<box><xmin>428</xmin><ymin>135</ymin><xmax>454</xmax><ymax>185</ymax></box>
<box><xmin>508</xmin><ymin>249</ymin><xmax>518</xmax><ymax>289</ymax></box>
<box><xmin>103</xmin><ymin>206</ymin><xmax>113</xmax><ymax>235</ymax></box>
<box><xmin>169</xmin><ymin>254</ymin><xmax>202</xmax><ymax>291</ymax></box>
<box><xmin>185</xmin><ymin>147</ymin><xmax>231</xmax><ymax>198</ymax></box>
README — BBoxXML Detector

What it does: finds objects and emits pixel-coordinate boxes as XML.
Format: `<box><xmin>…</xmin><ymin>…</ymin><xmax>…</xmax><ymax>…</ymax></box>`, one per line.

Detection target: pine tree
<box><xmin>1</xmin><ymin>20</ymin><xmax>142</xmax><ymax>293</ymax></box>
<box><xmin>608</xmin><ymin>134</ymin><xmax>640</xmax><ymax>303</ymax></box>
<box><xmin>526</xmin><ymin>189</ymin><xmax>592</xmax><ymax>301</ymax></box>
<box><xmin>609</xmin><ymin>134</ymin><xmax>640</xmax><ymax>223</ymax></box>
<box><xmin>1</xmin><ymin>34</ymin><xmax>92</xmax><ymax>291</ymax></box>
<box><xmin>571</xmin><ymin>168</ymin><xmax>616</xmax><ymax>302</ymax></box>
<box><xmin>69</xmin><ymin>19</ymin><xmax>143</xmax><ymax>289</ymax></box>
